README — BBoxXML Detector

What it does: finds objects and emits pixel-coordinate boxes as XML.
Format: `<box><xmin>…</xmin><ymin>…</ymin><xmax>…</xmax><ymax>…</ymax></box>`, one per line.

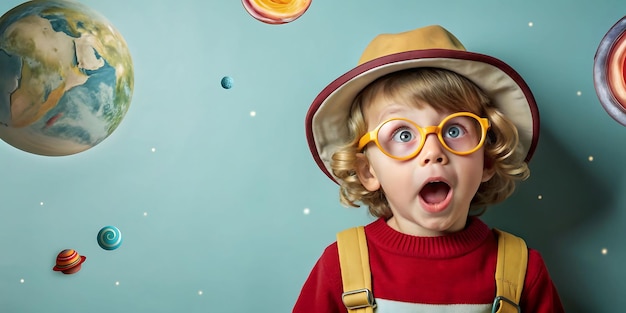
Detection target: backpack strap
<box><xmin>337</xmin><ymin>226</ymin><xmax>376</xmax><ymax>313</ymax></box>
<box><xmin>492</xmin><ymin>229</ymin><xmax>528</xmax><ymax>313</ymax></box>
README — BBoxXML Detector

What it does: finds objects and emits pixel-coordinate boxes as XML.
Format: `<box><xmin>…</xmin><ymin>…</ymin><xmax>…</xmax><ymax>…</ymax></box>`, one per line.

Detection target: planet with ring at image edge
<box><xmin>0</xmin><ymin>0</ymin><xmax>134</xmax><ymax>156</ymax></box>
<box><xmin>593</xmin><ymin>16</ymin><xmax>626</xmax><ymax>126</ymax></box>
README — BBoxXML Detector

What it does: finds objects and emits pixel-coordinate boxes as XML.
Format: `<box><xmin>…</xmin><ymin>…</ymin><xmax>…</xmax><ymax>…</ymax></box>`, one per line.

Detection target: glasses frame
<box><xmin>357</xmin><ymin>112</ymin><xmax>491</xmax><ymax>161</ymax></box>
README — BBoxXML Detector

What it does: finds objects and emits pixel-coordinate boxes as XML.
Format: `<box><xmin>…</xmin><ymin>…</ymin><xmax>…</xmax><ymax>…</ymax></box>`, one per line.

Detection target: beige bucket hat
<box><xmin>305</xmin><ymin>25</ymin><xmax>539</xmax><ymax>183</ymax></box>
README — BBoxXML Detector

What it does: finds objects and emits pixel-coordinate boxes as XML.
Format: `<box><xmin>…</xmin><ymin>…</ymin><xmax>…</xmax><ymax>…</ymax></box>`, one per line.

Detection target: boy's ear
<box><xmin>355</xmin><ymin>153</ymin><xmax>381</xmax><ymax>191</ymax></box>
<box><xmin>481</xmin><ymin>157</ymin><xmax>496</xmax><ymax>182</ymax></box>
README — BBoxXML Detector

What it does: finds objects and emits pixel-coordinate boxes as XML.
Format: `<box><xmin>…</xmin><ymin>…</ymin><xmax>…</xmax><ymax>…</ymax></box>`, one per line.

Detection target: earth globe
<box><xmin>0</xmin><ymin>0</ymin><xmax>133</xmax><ymax>156</ymax></box>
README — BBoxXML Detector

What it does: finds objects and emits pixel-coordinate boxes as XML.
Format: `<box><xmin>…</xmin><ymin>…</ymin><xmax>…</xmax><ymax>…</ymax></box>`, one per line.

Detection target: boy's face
<box><xmin>356</xmin><ymin>99</ymin><xmax>494</xmax><ymax>237</ymax></box>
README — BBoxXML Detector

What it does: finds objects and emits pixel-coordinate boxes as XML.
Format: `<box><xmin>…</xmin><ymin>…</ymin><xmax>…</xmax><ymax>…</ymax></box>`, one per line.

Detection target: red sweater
<box><xmin>293</xmin><ymin>217</ymin><xmax>564</xmax><ymax>313</ymax></box>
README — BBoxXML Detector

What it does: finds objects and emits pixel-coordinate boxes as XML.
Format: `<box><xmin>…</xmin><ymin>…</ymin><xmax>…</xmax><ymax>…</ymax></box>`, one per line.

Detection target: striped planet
<box><xmin>97</xmin><ymin>226</ymin><xmax>123</xmax><ymax>250</ymax></box>
<box><xmin>52</xmin><ymin>249</ymin><xmax>86</xmax><ymax>274</ymax></box>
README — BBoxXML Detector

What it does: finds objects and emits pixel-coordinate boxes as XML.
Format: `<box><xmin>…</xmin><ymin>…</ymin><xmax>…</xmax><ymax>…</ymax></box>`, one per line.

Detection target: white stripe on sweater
<box><xmin>375</xmin><ymin>298</ymin><xmax>492</xmax><ymax>313</ymax></box>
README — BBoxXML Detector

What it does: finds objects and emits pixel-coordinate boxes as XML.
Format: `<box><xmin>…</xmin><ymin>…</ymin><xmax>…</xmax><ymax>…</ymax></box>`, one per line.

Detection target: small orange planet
<box><xmin>242</xmin><ymin>0</ymin><xmax>311</xmax><ymax>24</ymax></box>
<box><xmin>52</xmin><ymin>249</ymin><xmax>86</xmax><ymax>274</ymax></box>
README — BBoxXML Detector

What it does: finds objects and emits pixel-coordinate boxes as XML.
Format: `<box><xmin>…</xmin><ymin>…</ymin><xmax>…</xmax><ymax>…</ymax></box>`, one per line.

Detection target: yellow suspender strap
<box><xmin>493</xmin><ymin>228</ymin><xmax>528</xmax><ymax>313</ymax></box>
<box><xmin>337</xmin><ymin>226</ymin><xmax>376</xmax><ymax>313</ymax></box>
<box><xmin>337</xmin><ymin>227</ymin><xmax>527</xmax><ymax>313</ymax></box>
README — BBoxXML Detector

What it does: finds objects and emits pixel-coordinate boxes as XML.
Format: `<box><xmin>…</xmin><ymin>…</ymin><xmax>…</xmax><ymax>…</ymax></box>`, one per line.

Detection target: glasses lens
<box><xmin>376</xmin><ymin>119</ymin><xmax>422</xmax><ymax>158</ymax></box>
<box><xmin>440</xmin><ymin>115</ymin><xmax>483</xmax><ymax>153</ymax></box>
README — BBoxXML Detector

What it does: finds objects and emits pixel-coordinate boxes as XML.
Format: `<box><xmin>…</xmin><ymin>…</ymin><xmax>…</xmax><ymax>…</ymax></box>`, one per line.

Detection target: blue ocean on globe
<box><xmin>0</xmin><ymin>0</ymin><xmax>134</xmax><ymax>156</ymax></box>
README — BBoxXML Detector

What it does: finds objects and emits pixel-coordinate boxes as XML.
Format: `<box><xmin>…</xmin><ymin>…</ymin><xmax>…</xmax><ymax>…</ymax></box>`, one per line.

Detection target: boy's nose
<box><xmin>418</xmin><ymin>134</ymin><xmax>448</xmax><ymax>166</ymax></box>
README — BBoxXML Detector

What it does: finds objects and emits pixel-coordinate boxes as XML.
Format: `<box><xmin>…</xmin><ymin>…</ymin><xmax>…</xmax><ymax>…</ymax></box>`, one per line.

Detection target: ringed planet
<box><xmin>594</xmin><ymin>16</ymin><xmax>626</xmax><ymax>126</ymax></box>
<box><xmin>52</xmin><ymin>249</ymin><xmax>86</xmax><ymax>274</ymax></box>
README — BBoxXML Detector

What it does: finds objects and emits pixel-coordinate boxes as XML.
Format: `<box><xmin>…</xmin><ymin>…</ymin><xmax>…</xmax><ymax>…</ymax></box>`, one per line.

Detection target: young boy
<box><xmin>294</xmin><ymin>25</ymin><xmax>564</xmax><ymax>312</ymax></box>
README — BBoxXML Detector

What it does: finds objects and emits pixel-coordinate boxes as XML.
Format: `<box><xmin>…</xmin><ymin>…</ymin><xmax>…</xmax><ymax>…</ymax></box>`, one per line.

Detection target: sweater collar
<box><xmin>365</xmin><ymin>216</ymin><xmax>492</xmax><ymax>258</ymax></box>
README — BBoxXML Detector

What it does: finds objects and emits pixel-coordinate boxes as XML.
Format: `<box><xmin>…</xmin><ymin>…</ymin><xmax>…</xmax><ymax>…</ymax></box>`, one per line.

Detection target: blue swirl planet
<box><xmin>97</xmin><ymin>226</ymin><xmax>122</xmax><ymax>250</ymax></box>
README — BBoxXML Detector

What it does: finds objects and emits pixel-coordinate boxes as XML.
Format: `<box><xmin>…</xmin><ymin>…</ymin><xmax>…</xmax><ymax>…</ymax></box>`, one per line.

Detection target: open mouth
<box><xmin>419</xmin><ymin>181</ymin><xmax>451</xmax><ymax>205</ymax></box>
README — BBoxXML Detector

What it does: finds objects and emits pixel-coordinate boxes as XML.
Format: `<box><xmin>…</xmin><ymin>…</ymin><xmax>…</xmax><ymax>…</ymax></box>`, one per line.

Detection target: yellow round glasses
<box><xmin>357</xmin><ymin>112</ymin><xmax>491</xmax><ymax>160</ymax></box>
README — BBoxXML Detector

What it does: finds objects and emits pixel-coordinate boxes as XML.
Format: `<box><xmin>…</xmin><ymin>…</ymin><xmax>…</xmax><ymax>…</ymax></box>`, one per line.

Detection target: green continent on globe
<box><xmin>0</xmin><ymin>0</ymin><xmax>134</xmax><ymax>156</ymax></box>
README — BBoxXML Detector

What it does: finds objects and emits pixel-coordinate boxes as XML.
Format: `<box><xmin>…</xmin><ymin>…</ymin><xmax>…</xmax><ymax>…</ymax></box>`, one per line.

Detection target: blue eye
<box><xmin>444</xmin><ymin>125</ymin><xmax>465</xmax><ymax>138</ymax></box>
<box><xmin>392</xmin><ymin>128</ymin><xmax>415</xmax><ymax>143</ymax></box>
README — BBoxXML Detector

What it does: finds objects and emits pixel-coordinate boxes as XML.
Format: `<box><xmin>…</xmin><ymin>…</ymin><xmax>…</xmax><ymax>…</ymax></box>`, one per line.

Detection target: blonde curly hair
<box><xmin>330</xmin><ymin>68</ymin><xmax>530</xmax><ymax>219</ymax></box>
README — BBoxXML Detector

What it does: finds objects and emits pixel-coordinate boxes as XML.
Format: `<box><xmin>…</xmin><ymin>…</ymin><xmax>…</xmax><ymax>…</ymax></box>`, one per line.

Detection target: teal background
<box><xmin>1</xmin><ymin>0</ymin><xmax>625</xmax><ymax>312</ymax></box>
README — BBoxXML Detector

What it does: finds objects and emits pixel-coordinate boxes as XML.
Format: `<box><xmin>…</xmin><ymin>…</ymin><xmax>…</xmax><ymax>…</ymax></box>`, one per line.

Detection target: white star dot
<box><xmin>588</xmin><ymin>156</ymin><xmax>594</xmax><ymax>162</ymax></box>
<box><xmin>198</xmin><ymin>290</ymin><xmax>203</xmax><ymax>295</ymax></box>
<box><xmin>250</xmin><ymin>111</ymin><xmax>256</xmax><ymax>117</ymax></box>
<box><xmin>115</xmin><ymin>281</ymin><xmax>120</xmax><ymax>286</ymax></box>
<box><xmin>601</xmin><ymin>248</ymin><xmax>608</xmax><ymax>255</ymax></box>
<box><xmin>143</xmin><ymin>212</ymin><xmax>148</xmax><ymax>217</ymax></box>
<box><xmin>303</xmin><ymin>208</ymin><xmax>310</xmax><ymax>215</ymax></box>
<box><xmin>537</xmin><ymin>195</ymin><xmax>543</xmax><ymax>200</ymax></box>
<box><xmin>20</xmin><ymin>278</ymin><xmax>24</xmax><ymax>284</ymax></box>
<box><xmin>576</xmin><ymin>91</ymin><xmax>582</xmax><ymax>96</ymax></box>
<box><xmin>40</xmin><ymin>202</ymin><xmax>44</xmax><ymax>206</ymax></box>
<box><xmin>528</xmin><ymin>22</ymin><xmax>534</xmax><ymax>27</ymax></box>
<box><xmin>151</xmin><ymin>147</ymin><xmax>156</xmax><ymax>152</ymax></box>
